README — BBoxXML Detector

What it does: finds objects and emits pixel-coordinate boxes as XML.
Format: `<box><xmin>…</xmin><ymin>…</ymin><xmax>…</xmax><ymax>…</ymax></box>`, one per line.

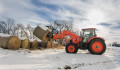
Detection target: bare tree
<box><xmin>0</xmin><ymin>18</ymin><xmax>16</xmax><ymax>35</ymax></box>
<box><xmin>6</xmin><ymin>18</ymin><xmax>15</xmax><ymax>34</ymax></box>
<box><xmin>0</xmin><ymin>21</ymin><xmax>7</xmax><ymax>33</ymax></box>
<box><xmin>0</xmin><ymin>18</ymin><xmax>36</xmax><ymax>39</ymax></box>
<box><xmin>48</xmin><ymin>20</ymin><xmax>73</xmax><ymax>45</ymax></box>
<box><xmin>11</xmin><ymin>24</ymin><xmax>18</xmax><ymax>35</ymax></box>
<box><xmin>16</xmin><ymin>24</ymin><xmax>28</xmax><ymax>38</ymax></box>
<box><xmin>53</xmin><ymin>20</ymin><xmax>73</xmax><ymax>31</ymax></box>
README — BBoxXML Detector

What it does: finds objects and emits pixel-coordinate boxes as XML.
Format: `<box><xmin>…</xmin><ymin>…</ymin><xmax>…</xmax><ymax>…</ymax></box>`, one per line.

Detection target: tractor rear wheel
<box><xmin>88</xmin><ymin>39</ymin><xmax>106</xmax><ymax>55</ymax></box>
<box><xmin>66</xmin><ymin>43</ymin><xmax>78</xmax><ymax>53</ymax></box>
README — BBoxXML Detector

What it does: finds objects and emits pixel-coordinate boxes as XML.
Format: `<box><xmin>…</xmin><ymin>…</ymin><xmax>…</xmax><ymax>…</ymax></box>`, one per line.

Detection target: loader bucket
<box><xmin>33</xmin><ymin>26</ymin><xmax>50</xmax><ymax>42</ymax></box>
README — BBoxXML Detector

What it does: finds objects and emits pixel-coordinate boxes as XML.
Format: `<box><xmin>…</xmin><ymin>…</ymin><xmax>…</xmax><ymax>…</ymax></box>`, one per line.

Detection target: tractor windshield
<box><xmin>82</xmin><ymin>29</ymin><xmax>96</xmax><ymax>42</ymax></box>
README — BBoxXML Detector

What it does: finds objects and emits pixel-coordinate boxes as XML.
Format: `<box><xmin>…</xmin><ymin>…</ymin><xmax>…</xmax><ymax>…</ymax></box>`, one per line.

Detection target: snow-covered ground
<box><xmin>0</xmin><ymin>46</ymin><xmax>120</xmax><ymax>70</ymax></box>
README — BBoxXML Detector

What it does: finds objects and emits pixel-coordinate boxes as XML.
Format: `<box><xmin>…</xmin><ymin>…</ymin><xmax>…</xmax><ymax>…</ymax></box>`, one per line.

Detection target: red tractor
<box><xmin>47</xmin><ymin>27</ymin><xmax>106</xmax><ymax>55</ymax></box>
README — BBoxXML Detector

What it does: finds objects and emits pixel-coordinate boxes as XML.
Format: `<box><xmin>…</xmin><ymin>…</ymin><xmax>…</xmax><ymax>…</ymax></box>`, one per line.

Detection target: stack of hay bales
<box><xmin>21</xmin><ymin>39</ymin><xmax>40</xmax><ymax>50</ymax></box>
<box><xmin>0</xmin><ymin>36</ymin><xmax>21</xmax><ymax>50</ymax></box>
<box><xmin>0</xmin><ymin>36</ymin><xmax>63</xmax><ymax>50</ymax></box>
<box><xmin>0</xmin><ymin>26</ymin><xmax>63</xmax><ymax>50</ymax></box>
<box><xmin>0</xmin><ymin>36</ymin><xmax>40</xmax><ymax>50</ymax></box>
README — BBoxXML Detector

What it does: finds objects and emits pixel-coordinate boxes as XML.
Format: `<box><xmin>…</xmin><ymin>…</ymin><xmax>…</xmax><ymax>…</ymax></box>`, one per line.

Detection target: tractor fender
<box><xmin>87</xmin><ymin>37</ymin><xmax>105</xmax><ymax>43</ymax></box>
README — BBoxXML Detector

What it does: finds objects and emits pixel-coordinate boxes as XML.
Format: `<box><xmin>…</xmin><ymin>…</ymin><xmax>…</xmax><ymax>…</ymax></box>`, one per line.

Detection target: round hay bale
<box><xmin>22</xmin><ymin>38</ymin><xmax>30</xmax><ymax>49</ymax></box>
<box><xmin>32</xmin><ymin>40</ymin><xmax>39</xmax><ymax>49</ymax></box>
<box><xmin>0</xmin><ymin>36</ymin><xmax>10</xmax><ymax>49</ymax></box>
<box><xmin>8</xmin><ymin>36</ymin><xmax>21</xmax><ymax>50</ymax></box>
<box><xmin>33</xmin><ymin>26</ymin><xmax>50</xmax><ymax>42</ymax></box>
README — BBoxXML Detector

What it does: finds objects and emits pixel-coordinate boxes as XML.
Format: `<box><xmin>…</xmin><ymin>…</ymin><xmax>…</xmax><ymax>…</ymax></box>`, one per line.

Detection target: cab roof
<box><xmin>82</xmin><ymin>28</ymin><xmax>96</xmax><ymax>30</ymax></box>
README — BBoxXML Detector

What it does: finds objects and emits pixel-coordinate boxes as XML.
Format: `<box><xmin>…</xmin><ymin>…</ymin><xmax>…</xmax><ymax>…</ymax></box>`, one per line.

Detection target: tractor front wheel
<box><xmin>66</xmin><ymin>43</ymin><xmax>78</xmax><ymax>53</ymax></box>
<box><xmin>88</xmin><ymin>39</ymin><xmax>106</xmax><ymax>55</ymax></box>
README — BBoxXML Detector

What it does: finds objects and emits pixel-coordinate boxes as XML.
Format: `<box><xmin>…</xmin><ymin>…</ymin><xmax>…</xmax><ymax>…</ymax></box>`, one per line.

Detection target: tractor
<box><xmin>34</xmin><ymin>26</ymin><xmax>106</xmax><ymax>55</ymax></box>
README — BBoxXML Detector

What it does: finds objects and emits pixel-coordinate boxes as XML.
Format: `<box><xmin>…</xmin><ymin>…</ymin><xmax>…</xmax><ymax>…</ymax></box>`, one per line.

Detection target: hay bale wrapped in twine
<box><xmin>32</xmin><ymin>40</ymin><xmax>39</xmax><ymax>49</ymax></box>
<box><xmin>33</xmin><ymin>26</ymin><xmax>50</xmax><ymax>42</ymax></box>
<box><xmin>22</xmin><ymin>38</ymin><xmax>30</xmax><ymax>49</ymax></box>
<box><xmin>8</xmin><ymin>36</ymin><xmax>21</xmax><ymax>50</ymax></box>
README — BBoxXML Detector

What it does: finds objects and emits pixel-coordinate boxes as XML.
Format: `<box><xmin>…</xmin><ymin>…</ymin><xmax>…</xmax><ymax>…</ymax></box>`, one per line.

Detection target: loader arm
<box><xmin>53</xmin><ymin>30</ymin><xmax>79</xmax><ymax>39</ymax></box>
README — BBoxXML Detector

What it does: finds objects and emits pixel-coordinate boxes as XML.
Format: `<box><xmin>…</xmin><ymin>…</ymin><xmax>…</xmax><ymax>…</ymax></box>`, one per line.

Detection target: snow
<box><xmin>0</xmin><ymin>33</ymin><xmax>11</xmax><ymax>37</ymax></box>
<box><xmin>0</xmin><ymin>46</ymin><xmax>120</xmax><ymax>70</ymax></box>
<box><xmin>19</xmin><ymin>37</ymin><xmax>41</xmax><ymax>42</ymax></box>
<box><xmin>39</xmin><ymin>25</ymin><xmax>48</xmax><ymax>31</ymax></box>
<box><xmin>0</xmin><ymin>33</ymin><xmax>120</xmax><ymax>70</ymax></box>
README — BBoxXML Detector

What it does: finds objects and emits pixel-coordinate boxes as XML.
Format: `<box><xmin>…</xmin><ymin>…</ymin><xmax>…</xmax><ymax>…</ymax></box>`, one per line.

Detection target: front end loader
<box><xmin>33</xmin><ymin>26</ymin><xmax>106</xmax><ymax>55</ymax></box>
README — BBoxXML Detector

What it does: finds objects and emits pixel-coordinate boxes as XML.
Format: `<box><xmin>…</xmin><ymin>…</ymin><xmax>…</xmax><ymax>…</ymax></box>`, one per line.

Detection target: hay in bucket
<box><xmin>33</xmin><ymin>26</ymin><xmax>50</xmax><ymax>42</ymax></box>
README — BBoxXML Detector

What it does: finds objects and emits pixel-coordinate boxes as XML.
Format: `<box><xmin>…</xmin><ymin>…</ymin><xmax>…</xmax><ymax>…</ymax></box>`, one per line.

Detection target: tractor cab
<box><xmin>82</xmin><ymin>28</ymin><xmax>96</xmax><ymax>42</ymax></box>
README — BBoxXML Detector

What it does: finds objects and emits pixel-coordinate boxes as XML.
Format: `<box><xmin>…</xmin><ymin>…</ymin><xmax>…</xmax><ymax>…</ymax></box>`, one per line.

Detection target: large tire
<box><xmin>88</xmin><ymin>39</ymin><xmax>106</xmax><ymax>55</ymax></box>
<box><xmin>65</xmin><ymin>43</ymin><xmax>78</xmax><ymax>53</ymax></box>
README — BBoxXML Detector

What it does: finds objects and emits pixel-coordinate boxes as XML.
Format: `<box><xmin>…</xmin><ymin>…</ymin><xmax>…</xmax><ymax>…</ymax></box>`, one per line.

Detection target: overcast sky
<box><xmin>0</xmin><ymin>0</ymin><xmax>120</xmax><ymax>43</ymax></box>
